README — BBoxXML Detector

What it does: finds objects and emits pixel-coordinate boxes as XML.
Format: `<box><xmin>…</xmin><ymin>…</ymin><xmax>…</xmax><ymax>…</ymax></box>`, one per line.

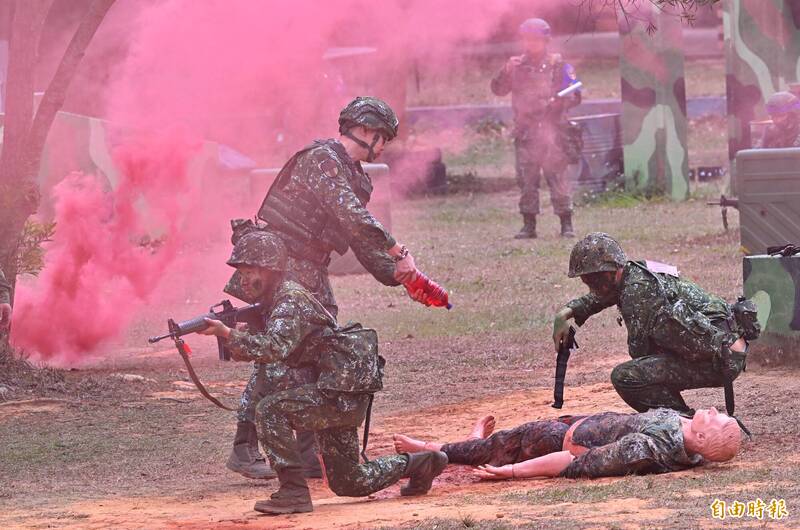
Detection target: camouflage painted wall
<box><xmin>743</xmin><ymin>255</ymin><xmax>800</xmax><ymax>340</ymax></box>
<box><xmin>618</xmin><ymin>4</ymin><xmax>689</xmax><ymax>200</ymax></box>
<box><xmin>723</xmin><ymin>0</ymin><xmax>800</xmax><ymax>193</ymax></box>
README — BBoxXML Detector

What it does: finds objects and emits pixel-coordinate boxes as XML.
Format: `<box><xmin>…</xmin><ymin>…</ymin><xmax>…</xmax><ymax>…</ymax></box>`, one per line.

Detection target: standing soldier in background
<box><xmin>755</xmin><ymin>91</ymin><xmax>800</xmax><ymax>148</ymax></box>
<box><xmin>491</xmin><ymin>18</ymin><xmax>582</xmax><ymax>239</ymax></box>
<box><xmin>226</xmin><ymin>96</ymin><xmax>437</xmax><ymax>480</ymax></box>
<box><xmin>0</xmin><ymin>267</ymin><xmax>11</xmax><ymax>329</ymax></box>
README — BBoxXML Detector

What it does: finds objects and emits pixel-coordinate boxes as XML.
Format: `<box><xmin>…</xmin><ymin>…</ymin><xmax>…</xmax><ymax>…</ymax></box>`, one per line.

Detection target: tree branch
<box><xmin>24</xmin><ymin>0</ymin><xmax>117</xmax><ymax>181</ymax></box>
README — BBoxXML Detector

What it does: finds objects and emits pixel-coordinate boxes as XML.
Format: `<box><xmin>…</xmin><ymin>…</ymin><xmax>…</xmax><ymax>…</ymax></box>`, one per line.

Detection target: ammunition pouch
<box><xmin>315</xmin><ymin>322</ymin><xmax>385</xmax><ymax>400</ymax></box>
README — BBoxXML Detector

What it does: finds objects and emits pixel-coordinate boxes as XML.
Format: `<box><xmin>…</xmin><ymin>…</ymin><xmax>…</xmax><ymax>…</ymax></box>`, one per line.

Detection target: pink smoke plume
<box><xmin>13</xmin><ymin>0</ymin><xmax>532</xmax><ymax>362</ymax></box>
<box><xmin>11</xmin><ymin>133</ymin><xmax>200</xmax><ymax>362</ymax></box>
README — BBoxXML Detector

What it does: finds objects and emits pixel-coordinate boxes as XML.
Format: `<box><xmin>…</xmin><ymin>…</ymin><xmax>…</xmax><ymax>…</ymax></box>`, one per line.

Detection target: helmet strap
<box><xmin>343</xmin><ymin>129</ymin><xmax>383</xmax><ymax>162</ymax></box>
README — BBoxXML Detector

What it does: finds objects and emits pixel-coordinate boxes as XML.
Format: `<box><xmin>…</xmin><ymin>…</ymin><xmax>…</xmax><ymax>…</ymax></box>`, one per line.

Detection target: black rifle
<box><xmin>148</xmin><ymin>300</ymin><xmax>264</xmax><ymax>411</ymax></box>
<box><xmin>148</xmin><ymin>300</ymin><xmax>263</xmax><ymax>361</ymax></box>
<box><xmin>706</xmin><ymin>194</ymin><xmax>739</xmax><ymax>232</ymax></box>
<box><xmin>552</xmin><ymin>326</ymin><xmax>578</xmax><ymax>409</ymax></box>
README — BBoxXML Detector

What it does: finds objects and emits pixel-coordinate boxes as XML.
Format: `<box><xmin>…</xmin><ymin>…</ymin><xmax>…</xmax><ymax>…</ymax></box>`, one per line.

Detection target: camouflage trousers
<box><xmin>441</xmin><ymin>420</ymin><xmax>568</xmax><ymax>466</ymax></box>
<box><xmin>239</xmin><ymin>364</ymin><xmax>320</xmax><ymax>470</ymax></box>
<box><xmin>611</xmin><ymin>354</ymin><xmax>738</xmax><ymax>415</ymax></box>
<box><xmin>257</xmin><ymin>384</ymin><xmax>409</xmax><ymax>497</ymax></box>
<box><xmin>514</xmin><ymin>132</ymin><xmax>572</xmax><ymax>216</ymax></box>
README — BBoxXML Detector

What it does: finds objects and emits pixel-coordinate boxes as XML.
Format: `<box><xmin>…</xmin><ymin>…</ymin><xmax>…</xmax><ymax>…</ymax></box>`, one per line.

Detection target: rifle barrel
<box><xmin>148</xmin><ymin>333</ymin><xmax>173</xmax><ymax>344</ymax></box>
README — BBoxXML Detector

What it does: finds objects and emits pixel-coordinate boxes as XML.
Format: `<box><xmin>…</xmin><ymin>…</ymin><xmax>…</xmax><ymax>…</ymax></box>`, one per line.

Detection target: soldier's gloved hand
<box><xmin>0</xmin><ymin>303</ymin><xmax>11</xmax><ymax>328</ymax></box>
<box><xmin>552</xmin><ymin>308</ymin><xmax>573</xmax><ymax>352</ymax></box>
<box><xmin>198</xmin><ymin>318</ymin><xmax>232</xmax><ymax>339</ymax></box>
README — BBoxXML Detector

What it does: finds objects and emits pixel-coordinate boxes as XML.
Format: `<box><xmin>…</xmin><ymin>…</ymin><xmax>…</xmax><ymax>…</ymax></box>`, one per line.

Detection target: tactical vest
<box><xmin>511</xmin><ymin>53</ymin><xmax>563</xmax><ymax>124</ymax></box>
<box><xmin>257</xmin><ymin>139</ymin><xmax>373</xmax><ymax>265</ymax></box>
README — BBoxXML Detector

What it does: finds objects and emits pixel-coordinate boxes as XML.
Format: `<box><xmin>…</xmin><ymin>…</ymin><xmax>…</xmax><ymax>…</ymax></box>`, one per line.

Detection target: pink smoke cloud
<box><xmin>13</xmin><ymin>0</ymin><xmax>556</xmax><ymax>363</ymax></box>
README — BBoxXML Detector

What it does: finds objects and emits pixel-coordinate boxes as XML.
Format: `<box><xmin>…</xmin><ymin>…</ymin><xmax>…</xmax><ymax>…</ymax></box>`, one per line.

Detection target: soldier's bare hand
<box><xmin>507</xmin><ymin>56</ymin><xmax>523</xmax><ymax>70</ymax></box>
<box><xmin>198</xmin><ymin>318</ymin><xmax>231</xmax><ymax>339</ymax></box>
<box><xmin>473</xmin><ymin>464</ymin><xmax>512</xmax><ymax>480</ymax></box>
<box><xmin>0</xmin><ymin>303</ymin><xmax>11</xmax><ymax>328</ymax></box>
<box><xmin>393</xmin><ymin>254</ymin><xmax>417</xmax><ymax>283</ymax></box>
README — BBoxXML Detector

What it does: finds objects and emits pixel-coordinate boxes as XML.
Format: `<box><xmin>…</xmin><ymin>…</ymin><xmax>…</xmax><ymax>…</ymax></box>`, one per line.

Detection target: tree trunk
<box><xmin>0</xmin><ymin>0</ymin><xmax>116</xmax><ymax>349</ymax></box>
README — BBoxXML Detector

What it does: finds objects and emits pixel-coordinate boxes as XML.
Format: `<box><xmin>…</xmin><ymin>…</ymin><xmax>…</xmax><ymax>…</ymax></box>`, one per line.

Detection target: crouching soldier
<box><xmin>200</xmin><ymin>230</ymin><xmax>448</xmax><ymax>515</ymax></box>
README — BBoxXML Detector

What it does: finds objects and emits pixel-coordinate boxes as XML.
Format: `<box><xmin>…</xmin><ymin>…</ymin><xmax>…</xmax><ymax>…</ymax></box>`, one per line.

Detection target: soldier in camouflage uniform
<box><xmin>226</xmin><ymin>97</ymin><xmax>436</xmax><ymax>479</ymax></box>
<box><xmin>491</xmin><ymin>18</ymin><xmax>582</xmax><ymax>239</ymax></box>
<box><xmin>253</xmin><ymin>95</ymin><xmax>428</xmax><ymax>315</ymax></box>
<box><xmin>394</xmin><ymin>407</ymin><xmax>741</xmax><ymax>480</ymax></box>
<box><xmin>552</xmin><ymin>233</ymin><xmax>752</xmax><ymax>416</ymax></box>
<box><xmin>0</xmin><ymin>267</ymin><xmax>11</xmax><ymax>328</ymax></box>
<box><xmin>755</xmin><ymin>91</ymin><xmax>800</xmax><ymax>148</ymax></box>
<box><xmin>201</xmin><ymin>230</ymin><xmax>448</xmax><ymax>515</ymax></box>
<box><xmin>223</xmin><ymin>222</ymin><xmax>322</xmax><ymax>481</ymax></box>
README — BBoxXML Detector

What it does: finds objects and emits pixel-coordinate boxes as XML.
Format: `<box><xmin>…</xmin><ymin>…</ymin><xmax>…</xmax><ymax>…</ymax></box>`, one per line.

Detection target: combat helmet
<box><xmin>766</xmin><ymin>91</ymin><xmax>800</xmax><ymax>118</ymax></box>
<box><xmin>227</xmin><ymin>230</ymin><xmax>287</xmax><ymax>271</ymax></box>
<box><xmin>568</xmin><ymin>232</ymin><xmax>627</xmax><ymax>278</ymax></box>
<box><xmin>338</xmin><ymin>96</ymin><xmax>399</xmax><ymax>141</ymax></box>
<box><xmin>519</xmin><ymin>18</ymin><xmax>551</xmax><ymax>39</ymax></box>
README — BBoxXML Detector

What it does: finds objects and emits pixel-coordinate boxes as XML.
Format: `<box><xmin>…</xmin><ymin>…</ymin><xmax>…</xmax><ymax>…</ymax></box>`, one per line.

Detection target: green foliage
<box><xmin>17</xmin><ymin>219</ymin><xmax>55</xmax><ymax>276</ymax></box>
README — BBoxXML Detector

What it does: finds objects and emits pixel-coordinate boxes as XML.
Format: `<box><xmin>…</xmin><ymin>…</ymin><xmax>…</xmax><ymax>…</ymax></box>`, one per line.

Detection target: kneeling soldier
<box><xmin>200</xmin><ymin>230</ymin><xmax>448</xmax><ymax>515</ymax></box>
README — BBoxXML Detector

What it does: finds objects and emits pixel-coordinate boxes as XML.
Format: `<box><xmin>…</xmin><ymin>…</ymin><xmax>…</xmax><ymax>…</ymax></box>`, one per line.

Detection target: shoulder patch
<box><xmin>319</xmin><ymin>158</ymin><xmax>340</xmax><ymax>179</ymax></box>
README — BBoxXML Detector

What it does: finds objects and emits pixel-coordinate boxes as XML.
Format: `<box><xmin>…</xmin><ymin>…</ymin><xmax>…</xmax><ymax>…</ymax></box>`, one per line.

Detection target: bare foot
<box><xmin>468</xmin><ymin>415</ymin><xmax>496</xmax><ymax>440</ymax></box>
<box><xmin>393</xmin><ymin>434</ymin><xmax>442</xmax><ymax>454</ymax></box>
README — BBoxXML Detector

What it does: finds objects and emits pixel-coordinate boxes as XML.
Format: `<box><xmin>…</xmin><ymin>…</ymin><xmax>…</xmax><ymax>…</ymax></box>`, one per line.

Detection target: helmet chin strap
<box><xmin>343</xmin><ymin>130</ymin><xmax>382</xmax><ymax>162</ymax></box>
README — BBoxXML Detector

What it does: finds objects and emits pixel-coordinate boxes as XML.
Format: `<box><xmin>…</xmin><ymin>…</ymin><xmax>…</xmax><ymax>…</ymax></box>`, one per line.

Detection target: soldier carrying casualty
<box><xmin>0</xmin><ymin>266</ymin><xmax>11</xmax><ymax>329</ymax></box>
<box><xmin>491</xmin><ymin>17</ymin><xmax>583</xmax><ymax>239</ymax></box>
<box><xmin>393</xmin><ymin>407</ymin><xmax>742</xmax><ymax>480</ymax></box>
<box><xmin>552</xmin><ymin>233</ymin><xmax>759</xmax><ymax>420</ymax></box>
<box><xmin>755</xmin><ymin>91</ymin><xmax>800</xmax><ymax>148</ymax></box>
<box><xmin>225</xmin><ymin>96</ymin><xmax>448</xmax><ymax>480</ymax></box>
<box><xmin>200</xmin><ymin>231</ymin><xmax>448</xmax><ymax>515</ymax></box>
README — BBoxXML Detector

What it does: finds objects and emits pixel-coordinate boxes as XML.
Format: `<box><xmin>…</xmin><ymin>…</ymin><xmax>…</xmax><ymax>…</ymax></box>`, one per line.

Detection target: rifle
<box><xmin>706</xmin><ymin>194</ymin><xmax>739</xmax><ymax>232</ymax></box>
<box><xmin>552</xmin><ymin>325</ymin><xmax>578</xmax><ymax>409</ymax></box>
<box><xmin>148</xmin><ymin>300</ymin><xmax>263</xmax><ymax>361</ymax></box>
<box><xmin>148</xmin><ymin>300</ymin><xmax>264</xmax><ymax>411</ymax></box>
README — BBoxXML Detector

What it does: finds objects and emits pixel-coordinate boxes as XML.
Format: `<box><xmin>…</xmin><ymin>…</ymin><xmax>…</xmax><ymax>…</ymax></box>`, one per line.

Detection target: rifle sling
<box><xmin>361</xmin><ymin>394</ymin><xmax>374</xmax><ymax>463</ymax></box>
<box><xmin>175</xmin><ymin>337</ymin><xmax>237</xmax><ymax>412</ymax></box>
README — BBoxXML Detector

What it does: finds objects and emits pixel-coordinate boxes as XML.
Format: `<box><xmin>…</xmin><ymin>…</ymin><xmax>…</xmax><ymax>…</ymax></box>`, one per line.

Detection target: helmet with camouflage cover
<box><xmin>519</xmin><ymin>18</ymin><xmax>551</xmax><ymax>40</ymax></box>
<box><xmin>338</xmin><ymin>96</ymin><xmax>399</xmax><ymax>141</ymax></box>
<box><xmin>766</xmin><ymin>91</ymin><xmax>800</xmax><ymax>118</ymax></box>
<box><xmin>568</xmin><ymin>232</ymin><xmax>627</xmax><ymax>278</ymax></box>
<box><xmin>227</xmin><ymin>230</ymin><xmax>287</xmax><ymax>271</ymax></box>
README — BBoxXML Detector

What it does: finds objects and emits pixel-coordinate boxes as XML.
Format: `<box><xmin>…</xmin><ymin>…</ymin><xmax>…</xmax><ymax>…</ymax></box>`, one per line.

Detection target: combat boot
<box><xmin>227</xmin><ymin>421</ymin><xmax>277</xmax><ymax>480</ymax></box>
<box><xmin>400</xmin><ymin>451</ymin><xmax>448</xmax><ymax>496</ymax></box>
<box><xmin>559</xmin><ymin>213</ymin><xmax>575</xmax><ymax>238</ymax></box>
<box><xmin>254</xmin><ymin>467</ymin><xmax>313</xmax><ymax>515</ymax></box>
<box><xmin>297</xmin><ymin>430</ymin><xmax>324</xmax><ymax>478</ymax></box>
<box><xmin>514</xmin><ymin>214</ymin><xmax>537</xmax><ymax>239</ymax></box>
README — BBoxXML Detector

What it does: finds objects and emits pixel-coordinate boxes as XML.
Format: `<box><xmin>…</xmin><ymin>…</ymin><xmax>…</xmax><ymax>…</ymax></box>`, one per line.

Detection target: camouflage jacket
<box><xmin>562</xmin><ymin>408</ymin><xmax>702</xmax><ymax>478</ymax></box>
<box><xmin>566</xmin><ymin>261</ymin><xmax>737</xmax><ymax>361</ymax></box>
<box><xmin>756</xmin><ymin>122</ymin><xmax>800</xmax><ymax>148</ymax></box>
<box><xmin>0</xmin><ymin>267</ymin><xmax>10</xmax><ymax>305</ymax></box>
<box><xmin>258</xmin><ymin>139</ymin><xmax>398</xmax><ymax>287</ymax></box>
<box><xmin>226</xmin><ymin>279</ymin><xmax>335</xmax><ymax>366</ymax></box>
<box><xmin>490</xmin><ymin>52</ymin><xmax>581</xmax><ymax>135</ymax></box>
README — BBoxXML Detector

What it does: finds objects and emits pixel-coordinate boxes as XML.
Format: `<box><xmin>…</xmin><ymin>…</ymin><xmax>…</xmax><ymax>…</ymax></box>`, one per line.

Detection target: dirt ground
<box><xmin>2</xmin><ymin>189</ymin><xmax>799</xmax><ymax>530</ymax></box>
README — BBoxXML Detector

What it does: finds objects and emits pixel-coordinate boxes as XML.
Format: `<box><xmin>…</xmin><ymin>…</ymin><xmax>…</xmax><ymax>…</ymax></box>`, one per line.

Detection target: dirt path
<box><xmin>5</xmin><ymin>382</ymin><xmax>791</xmax><ymax>530</ymax></box>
